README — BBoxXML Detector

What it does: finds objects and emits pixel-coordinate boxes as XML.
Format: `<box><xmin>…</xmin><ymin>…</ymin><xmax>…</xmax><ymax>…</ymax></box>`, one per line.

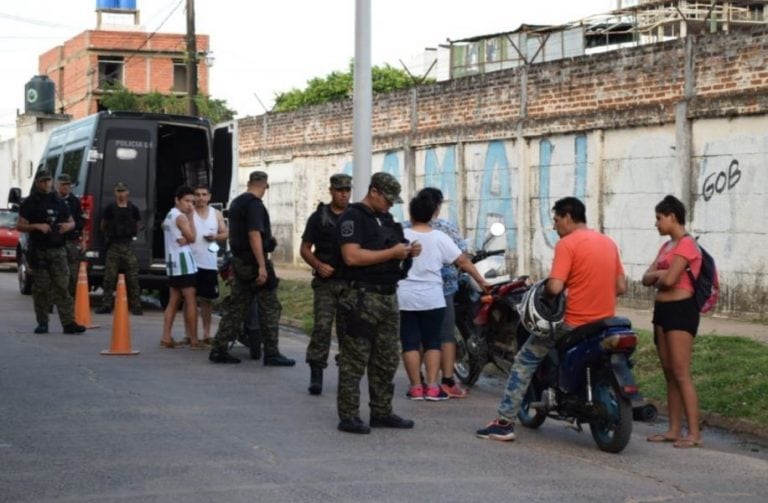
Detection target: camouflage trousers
<box><xmin>31</xmin><ymin>246</ymin><xmax>74</xmax><ymax>326</ymax></box>
<box><xmin>213</xmin><ymin>258</ymin><xmax>282</xmax><ymax>356</ymax></box>
<box><xmin>305</xmin><ymin>277</ymin><xmax>347</xmax><ymax>369</ymax></box>
<box><xmin>64</xmin><ymin>240</ymin><xmax>81</xmax><ymax>299</ymax></box>
<box><xmin>497</xmin><ymin>325</ymin><xmax>571</xmax><ymax>421</ymax></box>
<box><xmin>337</xmin><ymin>287</ymin><xmax>400</xmax><ymax>420</ymax></box>
<box><xmin>102</xmin><ymin>242</ymin><xmax>141</xmax><ymax>311</ymax></box>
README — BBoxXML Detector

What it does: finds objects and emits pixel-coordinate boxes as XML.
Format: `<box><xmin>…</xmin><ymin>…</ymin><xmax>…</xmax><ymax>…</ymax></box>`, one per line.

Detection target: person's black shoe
<box><xmin>370</xmin><ymin>413</ymin><xmax>414</xmax><ymax>429</ymax></box>
<box><xmin>209</xmin><ymin>350</ymin><xmax>241</xmax><ymax>364</ymax></box>
<box><xmin>337</xmin><ymin>417</ymin><xmax>371</xmax><ymax>434</ymax></box>
<box><xmin>95</xmin><ymin>305</ymin><xmax>111</xmax><ymax>314</ymax></box>
<box><xmin>264</xmin><ymin>353</ymin><xmax>296</xmax><ymax>367</ymax></box>
<box><xmin>63</xmin><ymin>322</ymin><xmax>86</xmax><ymax>334</ymax></box>
<box><xmin>34</xmin><ymin>323</ymin><xmax>48</xmax><ymax>334</ymax></box>
<box><xmin>308</xmin><ymin>366</ymin><xmax>323</xmax><ymax>395</ymax></box>
<box><xmin>249</xmin><ymin>345</ymin><xmax>262</xmax><ymax>360</ymax></box>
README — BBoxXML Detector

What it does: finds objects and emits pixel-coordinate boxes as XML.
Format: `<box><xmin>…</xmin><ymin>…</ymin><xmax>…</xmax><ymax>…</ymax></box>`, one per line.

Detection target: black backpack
<box><xmin>685</xmin><ymin>236</ymin><xmax>720</xmax><ymax>313</ymax></box>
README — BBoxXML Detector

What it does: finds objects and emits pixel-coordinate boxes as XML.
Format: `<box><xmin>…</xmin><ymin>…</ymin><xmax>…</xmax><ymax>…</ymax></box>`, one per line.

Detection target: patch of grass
<box><xmin>278</xmin><ymin>279</ymin><xmax>314</xmax><ymax>334</ymax></box>
<box><xmin>634</xmin><ymin>330</ymin><xmax>768</xmax><ymax>426</ymax></box>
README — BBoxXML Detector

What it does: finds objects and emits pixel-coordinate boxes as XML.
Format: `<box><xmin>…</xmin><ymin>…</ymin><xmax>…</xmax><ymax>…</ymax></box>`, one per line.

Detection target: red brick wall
<box><xmin>239</xmin><ymin>28</ymin><xmax>768</xmax><ymax>160</ymax></box>
<box><xmin>38</xmin><ymin>30</ymin><xmax>210</xmax><ymax>119</ymax></box>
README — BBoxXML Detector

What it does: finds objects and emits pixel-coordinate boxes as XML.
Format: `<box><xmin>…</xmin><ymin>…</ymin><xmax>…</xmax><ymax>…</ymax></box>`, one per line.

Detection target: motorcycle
<box><xmin>516</xmin><ymin>302</ymin><xmax>644</xmax><ymax>453</ymax></box>
<box><xmin>453</xmin><ymin>223</ymin><xmax>531</xmax><ymax>385</ymax></box>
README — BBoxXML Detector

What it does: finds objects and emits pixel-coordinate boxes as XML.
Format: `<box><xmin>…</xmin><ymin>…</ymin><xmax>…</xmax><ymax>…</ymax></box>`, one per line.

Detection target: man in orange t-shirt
<box><xmin>476</xmin><ymin>197</ymin><xmax>627</xmax><ymax>442</ymax></box>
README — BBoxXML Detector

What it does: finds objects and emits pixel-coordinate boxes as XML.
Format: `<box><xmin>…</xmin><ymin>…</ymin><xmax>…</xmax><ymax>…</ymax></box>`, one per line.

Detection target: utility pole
<box><xmin>352</xmin><ymin>0</ymin><xmax>372</xmax><ymax>200</ymax></box>
<box><xmin>186</xmin><ymin>0</ymin><xmax>198</xmax><ymax>116</ymax></box>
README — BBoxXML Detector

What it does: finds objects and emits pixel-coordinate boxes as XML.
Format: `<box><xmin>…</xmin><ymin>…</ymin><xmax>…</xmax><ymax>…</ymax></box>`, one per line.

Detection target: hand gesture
<box><xmin>316</xmin><ymin>262</ymin><xmax>335</xmax><ymax>278</ymax></box>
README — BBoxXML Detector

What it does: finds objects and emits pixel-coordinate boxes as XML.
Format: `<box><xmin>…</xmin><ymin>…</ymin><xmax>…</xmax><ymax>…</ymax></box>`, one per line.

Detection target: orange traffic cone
<box><xmin>74</xmin><ymin>261</ymin><xmax>98</xmax><ymax>329</ymax></box>
<box><xmin>101</xmin><ymin>274</ymin><xmax>139</xmax><ymax>355</ymax></box>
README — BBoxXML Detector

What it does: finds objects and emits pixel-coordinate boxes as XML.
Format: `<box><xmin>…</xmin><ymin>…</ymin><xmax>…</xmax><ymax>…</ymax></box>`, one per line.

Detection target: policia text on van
<box><xmin>9</xmin><ymin>111</ymin><xmax>236</xmax><ymax>299</ymax></box>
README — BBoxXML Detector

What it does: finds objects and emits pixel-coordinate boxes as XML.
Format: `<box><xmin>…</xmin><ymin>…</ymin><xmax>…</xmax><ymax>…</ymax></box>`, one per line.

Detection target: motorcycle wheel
<box><xmin>589</xmin><ymin>375</ymin><xmax>633</xmax><ymax>453</ymax></box>
<box><xmin>517</xmin><ymin>381</ymin><xmax>547</xmax><ymax>429</ymax></box>
<box><xmin>453</xmin><ymin>327</ymin><xmax>483</xmax><ymax>386</ymax></box>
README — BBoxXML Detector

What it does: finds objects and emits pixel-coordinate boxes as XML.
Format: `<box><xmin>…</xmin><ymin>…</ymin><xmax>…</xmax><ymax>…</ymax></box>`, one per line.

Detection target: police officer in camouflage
<box><xmin>336</xmin><ymin>172</ymin><xmax>421</xmax><ymax>434</ymax></box>
<box><xmin>97</xmin><ymin>182</ymin><xmax>143</xmax><ymax>315</ymax></box>
<box><xmin>16</xmin><ymin>170</ymin><xmax>86</xmax><ymax>335</ymax></box>
<box><xmin>56</xmin><ymin>173</ymin><xmax>85</xmax><ymax>298</ymax></box>
<box><xmin>209</xmin><ymin>170</ymin><xmax>295</xmax><ymax>366</ymax></box>
<box><xmin>300</xmin><ymin>173</ymin><xmax>352</xmax><ymax>395</ymax></box>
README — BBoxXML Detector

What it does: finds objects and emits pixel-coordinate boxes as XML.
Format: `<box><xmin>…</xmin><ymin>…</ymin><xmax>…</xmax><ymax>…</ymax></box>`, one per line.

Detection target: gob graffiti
<box><xmin>702</xmin><ymin>159</ymin><xmax>741</xmax><ymax>201</ymax></box>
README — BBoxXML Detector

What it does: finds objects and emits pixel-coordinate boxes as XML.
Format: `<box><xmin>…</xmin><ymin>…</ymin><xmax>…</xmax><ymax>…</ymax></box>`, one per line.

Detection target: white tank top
<box><xmin>192</xmin><ymin>208</ymin><xmax>219</xmax><ymax>270</ymax></box>
<box><xmin>162</xmin><ymin>207</ymin><xmax>198</xmax><ymax>277</ymax></box>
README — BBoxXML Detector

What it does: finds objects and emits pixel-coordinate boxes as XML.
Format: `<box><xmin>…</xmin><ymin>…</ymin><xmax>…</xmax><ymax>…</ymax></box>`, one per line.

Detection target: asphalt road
<box><xmin>1</xmin><ymin>269</ymin><xmax>767</xmax><ymax>502</ymax></box>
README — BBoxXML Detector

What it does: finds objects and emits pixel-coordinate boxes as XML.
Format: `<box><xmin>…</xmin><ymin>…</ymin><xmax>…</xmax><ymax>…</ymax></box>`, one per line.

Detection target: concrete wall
<box><xmin>235</xmin><ymin>28</ymin><xmax>768</xmax><ymax>317</ymax></box>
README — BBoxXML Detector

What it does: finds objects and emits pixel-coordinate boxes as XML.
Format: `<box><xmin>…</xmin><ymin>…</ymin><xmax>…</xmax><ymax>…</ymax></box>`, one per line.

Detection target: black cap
<box><xmin>114</xmin><ymin>181</ymin><xmax>129</xmax><ymax>191</ymax></box>
<box><xmin>56</xmin><ymin>173</ymin><xmax>72</xmax><ymax>184</ymax></box>
<box><xmin>34</xmin><ymin>170</ymin><xmax>52</xmax><ymax>181</ymax></box>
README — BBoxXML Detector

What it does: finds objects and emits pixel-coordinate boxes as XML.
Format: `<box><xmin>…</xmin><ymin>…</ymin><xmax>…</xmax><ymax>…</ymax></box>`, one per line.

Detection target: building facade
<box><xmin>38</xmin><ymin>29</ymin><xmax>209</xmax><ymax>119</ymax></box>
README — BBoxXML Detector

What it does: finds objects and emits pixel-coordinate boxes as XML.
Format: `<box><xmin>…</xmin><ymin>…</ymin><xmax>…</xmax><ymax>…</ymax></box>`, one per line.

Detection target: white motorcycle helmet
<box><xmin>519</xmin><ymin>279</ymin><xmax>566</xmax><ymax>337</ymax></box>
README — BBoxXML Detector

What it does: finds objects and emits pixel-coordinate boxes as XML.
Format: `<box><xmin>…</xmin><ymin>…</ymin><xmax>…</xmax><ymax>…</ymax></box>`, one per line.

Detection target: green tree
<box><xmin>99</xmin><ymin>86</ymin><xmax>236</xmax><ymax>124</ymax></box>
<box><xmin>273</xmin><ymin>63</ymin><xmax>431</xmax><ymax>112</ymax></box>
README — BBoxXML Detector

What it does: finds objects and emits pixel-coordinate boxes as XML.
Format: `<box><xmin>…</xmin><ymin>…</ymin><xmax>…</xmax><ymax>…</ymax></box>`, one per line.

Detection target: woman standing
<box><xmin>642</xmin><ymin>195</ymin><xmax>702</xmax><ymax>448</ymax></box>
<box><xmin>398</xmin><ymin>193</ymin><xmax>487</xmax><ymax>401</ymax></box>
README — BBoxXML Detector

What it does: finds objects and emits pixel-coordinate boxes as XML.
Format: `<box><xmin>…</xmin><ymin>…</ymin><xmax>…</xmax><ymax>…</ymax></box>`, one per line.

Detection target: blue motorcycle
<box><xmin>517</xmin><ymin>316</ymin><xmax>643</xmax><ymax>453</ymax></box>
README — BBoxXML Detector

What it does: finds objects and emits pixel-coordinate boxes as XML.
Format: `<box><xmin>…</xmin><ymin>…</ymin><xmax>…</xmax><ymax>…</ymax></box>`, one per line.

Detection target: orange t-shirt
<box><xmin>550</xmin><ymin>228</ymin><xmax>625</xmax><ymax>327</ymax></box>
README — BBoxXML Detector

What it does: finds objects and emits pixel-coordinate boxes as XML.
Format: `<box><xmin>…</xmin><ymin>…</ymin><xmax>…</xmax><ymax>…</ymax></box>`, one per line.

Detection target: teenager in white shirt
<box><xmin>398</xmin><ymin>193</ymin><xmax>488</xmax><ymax>401</ymax></box>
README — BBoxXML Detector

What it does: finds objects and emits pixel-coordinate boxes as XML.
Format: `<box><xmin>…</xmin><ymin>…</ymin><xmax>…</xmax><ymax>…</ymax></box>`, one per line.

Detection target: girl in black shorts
<box><xmin>642</xmin><ymin>195</ymin><xmax>702</xmax><ymax>448</ymax></box>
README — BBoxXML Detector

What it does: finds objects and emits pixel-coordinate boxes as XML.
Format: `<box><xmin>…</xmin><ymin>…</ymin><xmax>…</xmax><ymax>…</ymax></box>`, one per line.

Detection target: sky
<box><xmin>0</xmin><ymin>0</ymin><xmax>613</xmax><ymax>139</ymax></box>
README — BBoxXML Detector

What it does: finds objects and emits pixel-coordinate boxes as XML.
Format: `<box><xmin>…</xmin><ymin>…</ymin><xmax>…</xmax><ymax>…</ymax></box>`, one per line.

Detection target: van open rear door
<box><xmin>211</xmin><ymin>121</ymin><xmax>237</xmax><ymax>210</ymax></box>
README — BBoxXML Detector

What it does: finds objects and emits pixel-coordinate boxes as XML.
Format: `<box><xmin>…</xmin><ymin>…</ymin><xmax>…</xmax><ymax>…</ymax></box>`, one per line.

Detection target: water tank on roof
<box><xmin>25</xmin><ymin>75</ymin><xmax>55</xmax><ymax>115</ymax></box>
<box><xmin>96</xmin><ymin>0</ymin><xmax>118</xmax><ymax>9</ymax></box>
<box><xmin>117</xmin><ymin>0</ymin><xmax>137</xmax><ymax>9</ymax></box>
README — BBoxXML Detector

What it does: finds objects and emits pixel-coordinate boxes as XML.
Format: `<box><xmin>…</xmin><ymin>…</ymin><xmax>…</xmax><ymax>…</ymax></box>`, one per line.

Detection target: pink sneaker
<box><xmin>406</xmin><ymin>384</ymin><xmax>425</xmax><ymax>400</ymax></box>
<box><xmin>441</xmin><ymin>382</ymin><xmax>468</xmax><ymax>398</ymax></box>
<box><xmin>425</xmin><ymin>384</ymin><xmax>449</xmax><ymax>401</ymax></box>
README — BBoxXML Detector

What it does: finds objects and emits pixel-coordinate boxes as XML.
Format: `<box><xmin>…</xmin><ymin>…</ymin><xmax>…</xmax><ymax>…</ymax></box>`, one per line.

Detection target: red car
<box><xmin>0</xmin><ymin>209</ymin><xmax>19</xmax><ymax>265</ymax></box>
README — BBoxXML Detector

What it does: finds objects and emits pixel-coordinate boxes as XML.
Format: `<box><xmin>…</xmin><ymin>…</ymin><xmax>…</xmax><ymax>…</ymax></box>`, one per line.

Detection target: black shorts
<box><xmin>195</xmin><ymin>268</ymin><xmax>219</xmax><ymax>300</ymax></box>
<box><xmin>652</xmin><ymin>297</ymin><xmax>700</xmax><ymax>337</ymax></box>
<box><xmin>168</xmin><ymin>273</ymin><xmax>196</xmax><ymax>290</ymax></box>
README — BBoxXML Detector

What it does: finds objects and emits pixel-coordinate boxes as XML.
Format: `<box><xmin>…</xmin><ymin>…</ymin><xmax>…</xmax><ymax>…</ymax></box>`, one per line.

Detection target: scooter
<box><xmin>517</xmin><ymin>316</ymin><xmax>646</xmax><ymax>453</ymax></box>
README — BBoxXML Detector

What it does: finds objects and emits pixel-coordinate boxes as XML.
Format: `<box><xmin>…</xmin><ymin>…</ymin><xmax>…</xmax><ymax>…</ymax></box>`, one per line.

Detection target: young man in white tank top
<box><xmin>192</xmin><ymin>185</ymin><xmax>228</xmax><ymax>344</ymax></box>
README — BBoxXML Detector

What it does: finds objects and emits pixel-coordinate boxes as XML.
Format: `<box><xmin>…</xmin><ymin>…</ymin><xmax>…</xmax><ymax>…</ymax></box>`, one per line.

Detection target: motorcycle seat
<box><xmin>556</xmin><ymin>316</ymin><xmax>633</xmax><ymax>352</ymax></box>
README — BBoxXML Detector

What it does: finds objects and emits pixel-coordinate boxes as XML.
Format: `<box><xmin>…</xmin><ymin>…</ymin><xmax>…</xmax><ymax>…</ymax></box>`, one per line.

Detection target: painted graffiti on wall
<box><xmin>343</xmin><ymin>150</ymin><xmax>405</xmax><ymax>221</ymax></box>
<box><xmin>538</xmin><ymin>134</ymin><xmax>588</xmax><ymax>248</ymax></box>
<box><xmin>702</xmin><ymin>159</ymin><xmax>742</xmax><ymax>201</ymax></box>
<box><xmin>473</xmin><ymin>140</ymin><xmax>517</xmax><ymax>250</ymax></box>
<box><xmin>423</xmin><ymin>146</ymin><xmax>459</xmax><ymax>224</ymax></box>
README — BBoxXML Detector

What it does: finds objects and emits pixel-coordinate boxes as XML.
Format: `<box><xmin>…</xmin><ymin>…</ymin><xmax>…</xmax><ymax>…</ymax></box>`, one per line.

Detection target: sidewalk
<box><xmin>275</xmin><ymin>264</ymin><xmax>768</xmax><ymax>344</ymax></box>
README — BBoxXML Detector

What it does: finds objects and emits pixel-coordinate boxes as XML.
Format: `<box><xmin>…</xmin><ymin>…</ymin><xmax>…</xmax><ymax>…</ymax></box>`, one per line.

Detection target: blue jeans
<box><xmin>497</xmin><ymin>325</ymin><xmax>571</xmax><ymax>421</ymax></box>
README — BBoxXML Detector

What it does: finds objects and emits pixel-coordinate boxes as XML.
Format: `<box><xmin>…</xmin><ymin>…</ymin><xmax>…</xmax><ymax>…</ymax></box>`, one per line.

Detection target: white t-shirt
<box><xmin>397</xmin><ymin>228</ymin><xmax>462</xmax><ymax>311</ymax></box>
<box><xmin>162</xmin><ymin>207</ymin><xmax>198</xmax><ymax>277</ymax></box>
<box><xmin>192</xmin><ymin>208</ymin><xmax>219</xmax><ymax>270</ymax></box>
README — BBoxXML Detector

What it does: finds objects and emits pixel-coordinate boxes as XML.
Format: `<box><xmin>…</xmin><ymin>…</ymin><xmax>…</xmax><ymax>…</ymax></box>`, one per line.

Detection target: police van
<box><xmin>9</xmin><ymin>111</ymin><xmax>238</xmax><ymax>298</ymax></box>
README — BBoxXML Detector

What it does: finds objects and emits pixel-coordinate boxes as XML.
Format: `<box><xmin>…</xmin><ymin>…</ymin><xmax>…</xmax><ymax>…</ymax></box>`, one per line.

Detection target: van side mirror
<box><xmin>7</xmin><ymin>187</ymin><xmax>21</xmax><ymax>207</ymax></box>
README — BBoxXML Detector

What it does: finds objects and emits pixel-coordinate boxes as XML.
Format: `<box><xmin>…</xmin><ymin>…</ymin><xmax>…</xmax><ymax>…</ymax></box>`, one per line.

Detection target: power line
<box><xmin>0</xmin><ymin>11</ymin><xmax>74</xmax><ymax>29</ymax></box>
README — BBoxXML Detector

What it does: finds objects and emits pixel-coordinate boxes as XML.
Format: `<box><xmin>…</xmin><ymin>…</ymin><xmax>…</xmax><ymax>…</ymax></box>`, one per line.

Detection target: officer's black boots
<box><xmin>264</xmin><ymin>353</ymin><xmax>296</xmax><ymax>366</ymax></box>
<box><xmin>62</xmin><ymin>322</ymin><xmax>86</xmax><ymax>334</ymax></box>
<box><xmin>308</xmin><ymin>366</ymin><xmax>323</xmax><ymax>395</ymax></box>
<box><xmin>34</xmin><ymin>323</ymin><xmax>48</xmax><ymax>334</ymax></box>
<box><xmin>209</xmin><ymin>350</ymin><xmax>241</xmax><ymax>364</ymax></box>
<box><xmin>370</xmin><ymin>414</ymin><xmax>415</xmax><ymax>429</ymax></box>
<box><xmin>338</xmin><ymin>417</ymin><xmax>371</xmax><ymax>434</ymax></box>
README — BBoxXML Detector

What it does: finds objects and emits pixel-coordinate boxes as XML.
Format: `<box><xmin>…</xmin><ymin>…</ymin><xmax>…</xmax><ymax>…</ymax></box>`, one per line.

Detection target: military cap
<box><xmin>114</xmin><ymin>181</ymin><xmax>129</xmax><ymax>191</ymax></box>
<box><xmin>330</xmin><ymin>173</ymin><xmax>352</xmax><ymax>189</ymax></box>
<box><xmin>370</xmin><ymin>172</ymin><xmax>403</xmax><ymax>204</ymax></box>
<box><xmin>56</xmin><ymin>173</ymin><xmax>72</xmax><ymax>184</ymax></box>
<box><xmin>248</xmin><ymin>170</ymin><xmax>269</xmax><ymax>184</ymax></box>
<box><xmin>34</xmin><ymin>170</ymin><xmax>52</xmax><ymax>181</ymax></box>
